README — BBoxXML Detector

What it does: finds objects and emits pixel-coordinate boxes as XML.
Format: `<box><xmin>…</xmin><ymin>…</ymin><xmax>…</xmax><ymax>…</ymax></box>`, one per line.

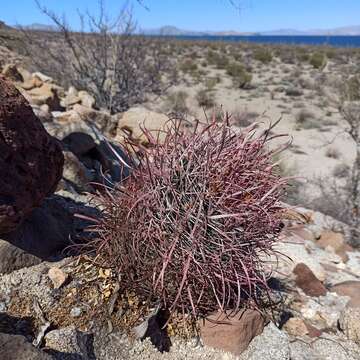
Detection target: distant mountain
<box><xmin>16</xmin><ymin>23</ymin><xmax>58</xmax><ymax>32</ymax></box>
<box><xmin>141</xmin><ymin>25</ymin><xmax>250</xmax><ymax>36</ymax></box>
<box><xmin>142</xmin><ymin>25</ymin><xmax>360</xmax><ymax>37</ymax></box>
<box><xmin>0</xmin><ymin>21</ymin><xmax>13</xmax><ymax>30</ymax></box>
<box><xmin>260</xmin><ymin>25</ymin><xmax>360</xmax><ymax>36</ymax></box>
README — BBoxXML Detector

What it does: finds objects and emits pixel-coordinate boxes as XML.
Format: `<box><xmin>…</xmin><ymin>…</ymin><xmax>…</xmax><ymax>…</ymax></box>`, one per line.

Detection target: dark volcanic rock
<box><xmin>2</xmin><ymin>195</ymin><xmax>98</xmax><ymax>260</ymax></box>
<box><xmin>0</xmin><ymin>75</ymin><xmax>64</xmax><ymax>234</ymax></box>
<box><xmin>0</xmin><ymin>332</ymin><xmax>53</xmax><ymax>360</ymax></box>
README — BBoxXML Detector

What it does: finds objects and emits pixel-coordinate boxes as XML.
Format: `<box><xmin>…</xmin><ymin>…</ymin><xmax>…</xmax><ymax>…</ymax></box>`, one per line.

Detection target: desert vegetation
<box><xmin>2</xmin><ymin>4</ymin><xmax>360</xmax><ymax>358</ymax></box>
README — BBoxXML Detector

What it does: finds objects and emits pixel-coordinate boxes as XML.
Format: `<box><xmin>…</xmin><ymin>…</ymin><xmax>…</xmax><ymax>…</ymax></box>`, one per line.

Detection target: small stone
<box><xmin>199</xmin><ymin>309</ymin><xmax>266</xmax><ymax>356</ymax></box>
<box><xmin>283</xmin><ymin>317</ymin><xmax>308</xmax><ymax>337</ymax></box>
<box><xmin>70</xmin><ymin>307</ymin><xmax>82</xmax><ymax>318</ymax></box>
<box><xmin>339</xmin><ymin>307</ymin><xmax>360</xmax><ymax>344</ymax></box>
<box><xmin>48</xmin><ymin>267</ymin><xmax>68</xmax><ymax>289</ymax></box>
<box><xmin>293</xmin><ymin>263</ymin><xmax>327</xmax><ymax>297</ymax></box>
<box><xmin>330</xmin><ymin>281</ymin><xmax>360</xmax><ymax>308</ymax></box>
<box><xmin>305</xmin><ymin>323</ymin><xmax>322</xmax><ymax>338</ymax></box>
<box><xmin>317</xmin><ymin>231</ymin><xmax>350</xmax><ymax>263</ymax></box>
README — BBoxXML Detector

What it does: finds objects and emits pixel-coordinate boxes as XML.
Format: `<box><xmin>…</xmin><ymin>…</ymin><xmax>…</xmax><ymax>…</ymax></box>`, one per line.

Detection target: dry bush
<box><xmin>180</xmin><ymin>59</ymin><xmax>198</xmax><ymax>74</ymax></box>
<box><xmin>87</xmin><ymin>117</ymin><xmax>289</xmax><ymax>319</ymax></box>
<box><xmin>196</xmin><ymin>88</ymin><xmax>216</xmax><ymax>108</ymax></box>
<box><xmin>19</xmin><ymin>1</ymin><xmax>171</xmax><ymax>113</ymax></box>
<box><xmin>206</xmin><ymin>50</ymin><xmax>229</xmax><ymax>69</ymax></box>
<box><xmin>294</xmin><ymin>109</ymin><xmax>320</xmax><ymax>130</ymax></box>
<box><xmin>164</xmin><ymin>91</ymin><xmax>189</xmax><ymax>115</ymax></box>
<box><xmin>230</xmin><ymin>110</ymin><xmax>259</xmax><ymax>127</ymax></box>
<box><xmin>253</xmin><ymin>48</ymin><xmax>273</xmax><ymax>64</ymax></box>
<box><xmin>226</xmin><ymin>62</ymin><xmax>252</xmax><ymax>89</ymax></box>
<box><xmin>309</xmin><ymin>52</ymin><xmax>327</xmax><ymax>70</ymax></box>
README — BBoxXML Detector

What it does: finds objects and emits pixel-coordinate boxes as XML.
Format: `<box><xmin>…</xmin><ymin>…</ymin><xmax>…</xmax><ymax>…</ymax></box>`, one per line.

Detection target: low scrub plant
<box><xmin>253</xmin><ymin>48</ymin><xmax>273</xmax><ymax>64</ymax></box>
<box><xmin>196</xmin><ymin>88</ymin><xmax>216</xmax><ymax>108</ymax></box>
<box><xmin>226</xmin><ymin>62</ymin><xmax>252</xmax><ymax>89</ymax></box>
<box><xmin>88</xmin><ymin>116</ymin><xmax>289</xmax><ymax>319</ymax></box>
<box><xmin>310</xmin><ymin>52</ymin><xmax>327</xmax><ymax>70</ymax></box>
<box><xmin>165</xmin><ymin>91</ymin><xmax>189</xmax><ymax>115</ymax></box>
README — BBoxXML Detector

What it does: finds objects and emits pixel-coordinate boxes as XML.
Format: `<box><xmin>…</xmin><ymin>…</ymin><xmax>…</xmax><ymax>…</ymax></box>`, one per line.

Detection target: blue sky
<box><xmin>2</xmin><ymin>0</ymin><xmax>360</xmax><ymax>32</ymax></box>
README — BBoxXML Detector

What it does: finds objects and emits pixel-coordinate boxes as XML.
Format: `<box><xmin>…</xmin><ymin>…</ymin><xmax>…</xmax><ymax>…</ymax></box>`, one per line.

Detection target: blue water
<box><xmin>171</xmin><ymin>35</ymin><xmax>360</xmax><ymax>48</ymax></box>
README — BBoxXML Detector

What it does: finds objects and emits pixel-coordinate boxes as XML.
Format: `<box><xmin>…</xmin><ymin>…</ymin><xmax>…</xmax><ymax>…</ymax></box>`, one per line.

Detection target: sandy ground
<box><xmin>142</xmin><ymin>49</ymin><xmax>356</xmax><ymax>205</ymax></box>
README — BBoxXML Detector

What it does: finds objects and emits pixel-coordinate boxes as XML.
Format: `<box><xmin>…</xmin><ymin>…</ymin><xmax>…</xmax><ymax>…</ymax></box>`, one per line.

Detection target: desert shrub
<box><xmin>226</xmin><ymin>62</ymin><xmax>252</xmax><ymax>88</ymax></box>
<box><xmin>309</xmin><ymin>52</ymin><xmax>327</xmax><ymax>70</ymax></box>
<box><xmin>206</xmin><ymin>50</ymin><xmax>229</xmax><ymax>69</ymax></box>
<box><xmin>204</xmin><ymin>76</ymin><xmax>221</xmax><ymax>90</ymax></box>
<box><xmin>19</xmin><ymin>2</ymin><xmax>170</xmax><ymax>113</ymax></box>
<box><xmin>230</xmin><ymin>110</ymin><xmax>259</xmax><ymax>127</ymax></box>
<box><xmin>343</xmin><ymin>76</ymin><xmax>360</xmax><ymax>101</ymax></box>
<box><xmin>196</xmin><ymin>89</ymin><xmax>216</xmax><ymax>108</ymax></box>
<box><xmin>286</xmin><ymin>87</ymin><xmax>304</xmax><ymax>97</ymax></box>
<box><xmin>295</xmin><ymin>109</ymin><xmax>320</xmax><ymax>129</ymax></box>
<box><xmin>89</xmin><ymin>117</ymin><xmax>288</xmax><ymax>318</ymax></box>
<box><xmin>180</xmin><ymin>59</ymin><xmax>198</xmax><ymax>73</ymax></box>
<box><xmin>165</xmin><ymin>91</ymin><xmax>189</xmax><ymax>114</ymax></box>
<box><xmin>253</xmin><ymin>48</ymin><xmax>273</xmax><ymax>64</ymax></box>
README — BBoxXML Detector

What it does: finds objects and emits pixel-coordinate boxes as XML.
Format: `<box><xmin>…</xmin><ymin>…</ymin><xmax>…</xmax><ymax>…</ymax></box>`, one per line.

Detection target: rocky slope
<box><xmin>0</xmin><ymin>61</ymin><xmax>360</xmax><ymax>359</ymax></box>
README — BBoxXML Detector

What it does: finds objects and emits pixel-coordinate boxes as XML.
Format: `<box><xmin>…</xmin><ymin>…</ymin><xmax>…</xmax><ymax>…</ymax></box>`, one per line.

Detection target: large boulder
<box><xmin>0</xmin><ymin>75</ymin><xmax>64</xmax><ymax>234</ymax></box>
<box><xmin>115</xmin><ymin>107</ymin><xmax>170</xmax><ymax>146</ymax></box>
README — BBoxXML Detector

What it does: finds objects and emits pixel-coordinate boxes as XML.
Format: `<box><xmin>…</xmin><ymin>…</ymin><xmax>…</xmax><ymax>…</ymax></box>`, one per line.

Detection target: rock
<box><xmin>317</xmin><ymin>231</ymin><xmax>351</xmax><ymax>262</ymax></box>
<box><xmin>0</xmin><ymin>332</ymin><xmax>53</xmax><ymax>360</ymax></box>
<box><xmin>46</xmin><ymin>105</ymin><xmax>114</xmax><ymax>139</ymax></box>
<box><xmin>72</xmin><ymin>104</ymin><xmax>114</xmax><ymax>134</ymax></box>
<box><xmin>61</xmin><ymin>92</ymin><xmax>81</xmax><ymax>108</ymax></box>
<box><xmin>70</xmin><ymin>307</ymin><xmax>82</xmax><ymax>317</ymax></box>
<box><xmin>31</xmin><ymin>104</ymin><xmax>52</xmax><ymax>123</ymax></box>
<box><xmin>78</xmin><ymin>90</ymin><xmax>96</xmax><ymax>109</ymax></box>
<box><xmin>1</xmin><ymin>64</ymin><xmax>23</xmax><ymax>82</ymax></box>
<box><xmin>62</xmin><ymin>132</ymin><xmax>96</xmax><ymax>156</ymax></box>
<box><xmin>330</xmin><ymin>281</ymin><xmax>360</xmax><ymax>308</ymax></box>
<box><xmin>274</xmin><ymin>241</ymin><xmax>326</xmax><ymax>281</ymax></box>
<box><xmin>293</xmin><ymin>263</ymin><xmax>327</xmax><ymax>297</ymax></box>
<box><xmin>239</xmin><ymin>323</ymin><xmax>290</xmax><ymax>360</ymax></box>
<box><xmin>2</xmin><ymin>194</ymin><xmax>96</xmax><ymax>259</ymax></box>
<box><xmin>48</xmin><ymin>267</ymin><xmax>68</xmax><ymax>289</ymax></box>
<box><xmin>289</xmin><ymin>226</ymin><xmax>315</xmax><ymax>241</ymax></box>
<box><xmin>44</xmin><ymin>325</ymin><xmax>94</xmax><ymax>358</ymax></box>
<box><xmin>285</xmin><ymin>87</ymin><xmax>303</xmax><ymax>97</ymax></box>
<box><xmin>115</xmin><ymin>107</ymin><xmax>169</xmax><ymax>146</ymax></box>
<box><xmin>339</xmin><ymin>307</ymin><xmax>360</xmax><ymax>343</ymax></box>
<box><xmin>283</xmin><ymin>317</ymin><xmax>308</xmax><ymax>337</ymax></box>
<box><xmin>311</xmin><ymin>333</ymin><xmax>360</xmax><ymax>360</ymax></box>
<box><xmin>0</xmin><ymin>240</ymin><xmax>41</xmax><ymax>274</ymax></box>
<box><xmin>61</xmin><ymin>87</ymin><xmax>81</xmax><ymax>108</ymax></box>
<box><xmin>289</xmin><ymin>340</ymin><xmax>318</xmax><ymax>360</ymax></box>
<box><xmin>299</xmin><ymin>292</ymin><xmax>349</xmax><ymax>328</ymax></box>
<box><xmin>32</xmin><ymin>72</ymin><xmax>53</xmax><ymax>84</ymax></box>
<box><xmin>62</xmin><ymin>151</ymin><xmax>94</xmax><ymax>192</ymax></box>
<box><xmin>0</xmin><ymin>75</ymin><xmax>64</xmax><ymax>234</ymax></box>
<box><xmin>133</xmin><ymin>310</ymin><xmax>171</xmax><ymax>353</ymax></box>
<box><xmin>27</xmin><ymin>83</ymin><xmax>64</xmax><ymax>111</ymax></box>
<box><xmin>305</xmin><ymin>323</ymin><xmax>322</xmax><ymax>338</ymax></box>
<box><xmin>199</xmin><ymin>309</ymin><xmax>266</xmax><ymax>356</ymax></box>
